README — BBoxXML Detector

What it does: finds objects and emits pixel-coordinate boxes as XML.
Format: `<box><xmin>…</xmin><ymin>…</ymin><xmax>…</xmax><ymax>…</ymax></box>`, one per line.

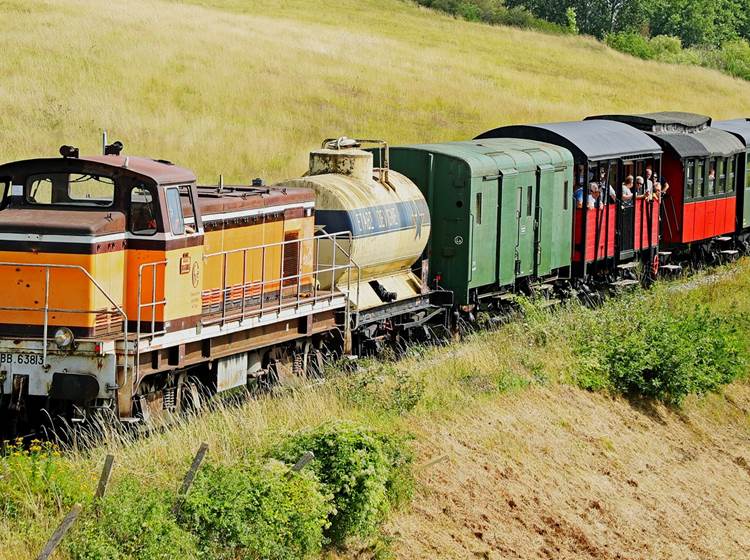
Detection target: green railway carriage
<box><xmin>384</xmin><ymin>139</ymin><xmax>574</xmax><ymax>306</ymax></box>
<box><xmin>713</xmin><ymin>119</ymin><xmax>750</xmax><ymax>239</ymax></box>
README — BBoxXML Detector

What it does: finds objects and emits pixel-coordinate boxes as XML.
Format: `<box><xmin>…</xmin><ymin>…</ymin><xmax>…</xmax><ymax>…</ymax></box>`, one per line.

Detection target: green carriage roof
<box><xmin>393</xmin><ymin>138</ymin><xmax>574</xmax><ymax>177</ymax></box>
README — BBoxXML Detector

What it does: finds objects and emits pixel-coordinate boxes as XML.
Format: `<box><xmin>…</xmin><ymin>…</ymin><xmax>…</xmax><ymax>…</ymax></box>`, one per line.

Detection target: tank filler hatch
<box><xmin>310</xmin><ymin>137</ymin><xmax>395</xmax><ymax>190</ymax></box>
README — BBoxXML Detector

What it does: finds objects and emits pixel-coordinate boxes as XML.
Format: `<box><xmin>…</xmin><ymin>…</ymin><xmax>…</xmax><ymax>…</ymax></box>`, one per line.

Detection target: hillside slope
<box><xmin>379</xmin><ymin>383</ymin><xmax>750</xmax><ymax>559</ymax></box>
<box><xmin>3</xmin><ymin>0</ymin><xmax>750</xmax><ymax>182</ymax></box>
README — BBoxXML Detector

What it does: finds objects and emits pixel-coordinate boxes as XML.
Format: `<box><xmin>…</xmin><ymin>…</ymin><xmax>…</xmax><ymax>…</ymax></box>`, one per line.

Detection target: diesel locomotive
<box><xmin>1</xmin><ymin>111</ymin><xmax>749</xmax><ymax>435</ymax></box>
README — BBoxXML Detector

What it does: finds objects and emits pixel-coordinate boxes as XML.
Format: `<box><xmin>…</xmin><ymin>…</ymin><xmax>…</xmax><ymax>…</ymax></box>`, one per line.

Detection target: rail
<box><xmin>202</xmin><ymin>230</ymin><xmax>361</xmax><ymax>331</ymax></box>
<box><xmin>0</xmin><ymin>262</ymin><xmax>128</xmax><ymax>372</ymax></box>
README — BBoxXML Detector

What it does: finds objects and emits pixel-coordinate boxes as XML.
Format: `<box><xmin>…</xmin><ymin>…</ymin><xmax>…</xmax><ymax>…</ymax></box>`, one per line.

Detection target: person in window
<box><xmin>708</xmin><ymin>166</ymin><xmax>716</xmax><ymax>195</ymax></box>
<box><xmin>621</xmin><ymin>175</ymin><xmax>634</xmax><ymax>205</ymax></box>
<box><xmin>635</xmin><ymin>176</ymin><xmax>649</xmax><ymax>199</ymax></box>
<box><xmin>587</xmin><ymin>183</ymin><xmax>603</xmax><ymax>209</ymax></box>
<box><xmin>645</xmin><ymin>166</ymin><xmax>655</xmax><ymax>193</ymax></box>
<box><xmin>598</xmin><ymin>168</ymin><xmax>616</xmax><ymax>204</ymax></box>
<box><xmin>575</xmin><ymin>184</ymin><xmax>584</xmax><ymax>208</ymax></box>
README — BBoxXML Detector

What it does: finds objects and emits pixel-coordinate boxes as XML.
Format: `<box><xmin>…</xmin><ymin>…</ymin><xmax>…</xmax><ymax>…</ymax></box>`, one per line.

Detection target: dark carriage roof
<box><xmin>589</xmin><ymin>112</ymin><xmax>711</xmax><ymax>131</ymax></box>
<box><xmin>475</xmin><ymin>120</ymin><xmax>662</xmax><ymax>162</ymax></box>
<box><xmin>713</xmin><ymin>118</ymin><xmax>750</xmax><ymax>146</ymax></box>
<box><xmin>586</xmin><ymin>112</ymin><xmax>744</xmax><ymax>158</ymax></box>
<box><xmin>0</xmin><ymin>154</ymin><xmax>196</xmax><ymax>186</ymax></box>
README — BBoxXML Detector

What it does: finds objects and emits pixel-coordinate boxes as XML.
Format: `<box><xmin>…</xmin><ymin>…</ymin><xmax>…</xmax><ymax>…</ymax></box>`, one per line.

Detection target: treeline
<box><xmin>415</xmin><ymin>0</ymin><xmax>750</xmax><ymax>81</ymax></box>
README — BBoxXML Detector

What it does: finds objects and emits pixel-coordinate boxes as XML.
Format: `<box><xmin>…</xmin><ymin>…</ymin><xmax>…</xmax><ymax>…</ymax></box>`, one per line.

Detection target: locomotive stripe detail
<box><xmin>315</xmin><ymin>199</ymin><xmax>431</xmax><ymax>238</ymax></box>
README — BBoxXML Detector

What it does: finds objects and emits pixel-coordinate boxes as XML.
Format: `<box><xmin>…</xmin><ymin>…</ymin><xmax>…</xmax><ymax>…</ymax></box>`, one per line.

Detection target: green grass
<box><xmin>3</xmin><ymin>0</ymin><xmax>750</xmax><ymax>184</ymax></box>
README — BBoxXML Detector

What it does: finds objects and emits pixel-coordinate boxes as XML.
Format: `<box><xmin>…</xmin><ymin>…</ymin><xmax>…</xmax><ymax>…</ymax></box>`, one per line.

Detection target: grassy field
<box><xmin>3</xmin><ymin>0</ymin><xmax>750</xmax><ymax>184</ymax></box>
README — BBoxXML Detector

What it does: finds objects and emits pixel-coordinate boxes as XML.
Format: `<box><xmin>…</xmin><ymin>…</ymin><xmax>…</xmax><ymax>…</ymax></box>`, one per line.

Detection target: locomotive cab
<box><xmin>0</xmin><ymin>148</ymin><xmax>204</xmax><ymax>428</ymax></box>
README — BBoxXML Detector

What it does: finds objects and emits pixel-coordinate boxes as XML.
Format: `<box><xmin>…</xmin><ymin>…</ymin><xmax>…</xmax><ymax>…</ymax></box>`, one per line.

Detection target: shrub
<box><xmin>0</xmin><ymin>439</ymin><xmax>86</xmax><ymax>520</ymax></box>
<box><xmin>66</xmin><ymin>477</ymin><xmax>198</xmax><ymax>560</ymax></box>
<box><xmin>271</xmin><ymin>422</ymin><xmax>414</xmax><ymax>545</ymax></box>
<box><xmin>178</xmin><ymin>461</ymin><xmax>330</xmax><ymax>560</ymax></box>
<box><xmin>605</xmin><ymin>31</ymin><xmax>655</xmax><ymax>60</ymax></box>
<box><xmin>572</xmin><ymin>295</ymin><xmax>747</xmax><ymax>405</ymax></box>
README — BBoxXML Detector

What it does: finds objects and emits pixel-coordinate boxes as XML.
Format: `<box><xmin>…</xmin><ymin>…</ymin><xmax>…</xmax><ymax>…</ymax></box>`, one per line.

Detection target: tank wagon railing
<box><xmin>0</xmin><ymin>262</ymin><xmax>129</xmax><ymax>374</ymax></box>
<box><xmin>201</xmin><ymin>230</ymin><xmax>361</xmax><ymax>331</ymax></box>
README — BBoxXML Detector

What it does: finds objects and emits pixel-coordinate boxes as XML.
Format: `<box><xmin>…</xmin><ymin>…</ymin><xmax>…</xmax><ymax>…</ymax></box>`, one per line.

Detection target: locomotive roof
<box><xmin>588</xmin><ymin>113</ymin><xmax>745</xmax><ymax>158</ymax></box>
<box><xmin>475</xmin><ymin>120</ymin><xmax>662</xmax><ymax>162</ymax></box>
<box><xmin>0</xmin><ymin>154</ymin><xmax>196</xmax><ymax>185</ymax></box>
<box><xmin>713</xmin><ymin>118</ymin><xmax>750</xmax><ymax>146</ymax></box>
<box><xmin>392</xmin><ymin>138</ymin><xmax>573</xmax><ymax>177</ymax></box>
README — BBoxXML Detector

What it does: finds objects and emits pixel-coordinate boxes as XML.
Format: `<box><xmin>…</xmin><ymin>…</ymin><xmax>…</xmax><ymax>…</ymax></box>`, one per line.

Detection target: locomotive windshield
<box><xmin>26</xmin><ymin>172</ymin><xmax>115</xmax><ymax>207</ymax></box>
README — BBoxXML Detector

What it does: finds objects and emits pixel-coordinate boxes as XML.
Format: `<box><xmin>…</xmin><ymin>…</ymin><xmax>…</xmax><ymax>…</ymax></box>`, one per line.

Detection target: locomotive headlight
<box><xmin>54</xmin><ymin>327</ymin><xmax>75</xmax><ymax>349</ymax></box>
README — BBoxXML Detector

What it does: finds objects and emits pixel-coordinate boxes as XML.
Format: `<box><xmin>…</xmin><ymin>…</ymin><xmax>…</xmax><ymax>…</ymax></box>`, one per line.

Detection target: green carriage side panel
<box><xmin>387</xmin><ymin>139</ymin><xmax>574</xmax><ymax>305</ymax></box>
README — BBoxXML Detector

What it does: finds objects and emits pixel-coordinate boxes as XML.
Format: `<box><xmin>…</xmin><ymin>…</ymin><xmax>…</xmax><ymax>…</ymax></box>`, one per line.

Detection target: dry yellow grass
<box><xmin>2</xmin><ymin>0</ymin><xmax>750</xmax><ymax>184</ymax></box>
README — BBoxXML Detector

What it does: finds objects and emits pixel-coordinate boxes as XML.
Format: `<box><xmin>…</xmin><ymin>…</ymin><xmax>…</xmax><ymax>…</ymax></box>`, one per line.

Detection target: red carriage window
<box><xmin>707</xmin><ymin>158</ymin><xmax>717</xmax><ymax>196</ymax></box>
<box><xmin>717</xmin><ymin>158</ymin><xmax>726</xmax><ymax>194</ymax></box>
<box><xmin>727</xmin><ymin>156</ymin><xmax>735</xmax><ymax>194</ymax></box>
<box><xmin>696</xmin><ymin>159</ymin><xmax>705</xmax><ymax>198</ymax></box>
<box><xmin>685</xmin><ymin>159</ymin><xmax>695</xmax><ymax>199</ymax></box>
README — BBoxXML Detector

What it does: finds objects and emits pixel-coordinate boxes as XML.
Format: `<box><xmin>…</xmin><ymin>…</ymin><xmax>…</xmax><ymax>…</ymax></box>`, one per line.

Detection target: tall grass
<box><xmin>2</xmin><ymin>0</ymin><xmax>750</xmax><ymax>184</ymax></box>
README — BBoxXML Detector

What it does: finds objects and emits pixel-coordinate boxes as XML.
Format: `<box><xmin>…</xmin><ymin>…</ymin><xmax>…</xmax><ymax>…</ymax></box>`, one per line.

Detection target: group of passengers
<box><xmin>575</xmin><ymin>166</ymin><xmax>669</xmax><ymax>209</ymax></box>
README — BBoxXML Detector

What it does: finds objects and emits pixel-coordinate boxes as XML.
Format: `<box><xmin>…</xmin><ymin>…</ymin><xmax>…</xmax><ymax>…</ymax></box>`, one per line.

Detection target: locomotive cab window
<box><xmin>26</xmin><ymin>173</ymin><xmax>115</xmax><ymax>207</ymax></box>
<box><xmin>166</xmin><ymin>187</ymin><xmax>186</xmax><ymax>235</ymax></box>
<box><xmin>129</xmin><ymin>186</ymin><xmax>157</xmax><ymax>235</ymax></box>
<box><xmin>0</xmin><ymin>178</ymin><xmax>8</xmax><ymax>210</ymax></box>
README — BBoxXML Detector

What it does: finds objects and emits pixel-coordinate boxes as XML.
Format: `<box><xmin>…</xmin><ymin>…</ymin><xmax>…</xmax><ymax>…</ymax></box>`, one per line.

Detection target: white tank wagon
<box><xmin>278</xmin><ymin>138</ymin><xmax>450</xmax><ymax>354</ymax></box>
<box><xmin>279</xmin><ymin>138</ymin><xmax>431</xmax><ymax>311</ymax></box>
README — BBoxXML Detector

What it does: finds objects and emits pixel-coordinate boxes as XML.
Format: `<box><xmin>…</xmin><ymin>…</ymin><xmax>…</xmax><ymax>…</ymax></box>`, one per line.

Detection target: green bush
<box><xmin>178</xmin><ymin>461</ymin><xmax>330</xmax><ymax>560</ymax></box>
<box><xmin>605</xmin><ymin>31</ymin><xmax>655</xmax><ymax>60</ymax></box>
<box><xmin>271</xmin><ymin>422</ymin><xmax>414</xmax><ymax>545</ymax></box>
<box><xmin>66</xmin><ymin>477</ymin><xmax>198</xmax><ymax>560</ymax></box>
<box><xmin>572</xmin><ymin>296</ymin><xmax>747</xmax><ymax>405</ymax></box>
<box><xmin>0</xmin><ymin>440</ymin><xmax>86</xmax><ymax>520</ymax></box>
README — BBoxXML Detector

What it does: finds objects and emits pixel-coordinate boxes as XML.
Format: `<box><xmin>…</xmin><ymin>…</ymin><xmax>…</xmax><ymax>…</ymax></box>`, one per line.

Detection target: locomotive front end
<box><xmin>0</xmin><ymin>149</ymin><xmax>199</xmax><ymax>433</ymax></box>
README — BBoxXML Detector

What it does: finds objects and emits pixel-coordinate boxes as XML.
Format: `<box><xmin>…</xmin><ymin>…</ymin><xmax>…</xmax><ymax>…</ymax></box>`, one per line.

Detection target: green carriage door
<box><xmin>534</xmin><ymin>164</ymin><xmax>555</xmax><ymax>277</ymax></box>
<box><xmin>500</xmin><ymin>173</ymin><xmax>536</xmax><ymax>280</ymax></box>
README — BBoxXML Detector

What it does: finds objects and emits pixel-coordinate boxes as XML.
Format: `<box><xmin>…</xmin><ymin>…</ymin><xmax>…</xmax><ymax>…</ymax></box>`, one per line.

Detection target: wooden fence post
<box><xmin>36</xmin><ymin>504</ymin><xmax>82</xmax><ymax>560</ymax></box>
<box><xmin>286</xmin><ymin>451</ymin><xmax>314</xmax><ymax>479</ymax></box>
<box><xmin>94</xmin><ymin>454</ymin><xmax>115</xmax><ymax>500</ymax></box>
<box><xmin>172</xmin><ymin>442</ymin><xmax>209</xmax><ymax>515</ymax></box>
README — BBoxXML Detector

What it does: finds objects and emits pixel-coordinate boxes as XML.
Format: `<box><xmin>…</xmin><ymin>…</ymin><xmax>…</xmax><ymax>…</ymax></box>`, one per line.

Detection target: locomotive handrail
<box><xmin>202</xmin><ymin>230</ymin><xmax>361</xmax><ymax>335</ymax></box>
<box><xmin>0</xmin><ymin>262</ymin><xmax>129</xmax><ymax>374</ymax></box>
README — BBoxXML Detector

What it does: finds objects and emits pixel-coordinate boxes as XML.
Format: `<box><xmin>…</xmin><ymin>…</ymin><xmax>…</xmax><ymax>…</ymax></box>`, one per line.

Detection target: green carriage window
<box><xmin>685</xmin><ymin>159</ymin><xmax>694</xmax><ymax>199</ymax></box>
<box><xmin>746</xmin><ymin>153</ymin><xmax>750</xmax><ymax>190</ymax></box>
<box><xmin>475</xmin><ymin>192</ymin><xmax>482</xmax><ymax>225</ymax></box>
<box><xmin>727</xmin><ymin>156</ymin><xmax>735</xmax><ymax>193</ymax></box>
<box><xmin>696</xmin><ymin>159</ymin><xmax>705</xmax><ymax>198</ymax></box>
<box><xmin>563</xmin><ymin>180</ymin><xmax>569</xmax><ymax>211</ymax></box>
<box><xmin>526</xmin><ymin>185</ymin><xmax>532</xmax><ymax>216</ymax></box>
